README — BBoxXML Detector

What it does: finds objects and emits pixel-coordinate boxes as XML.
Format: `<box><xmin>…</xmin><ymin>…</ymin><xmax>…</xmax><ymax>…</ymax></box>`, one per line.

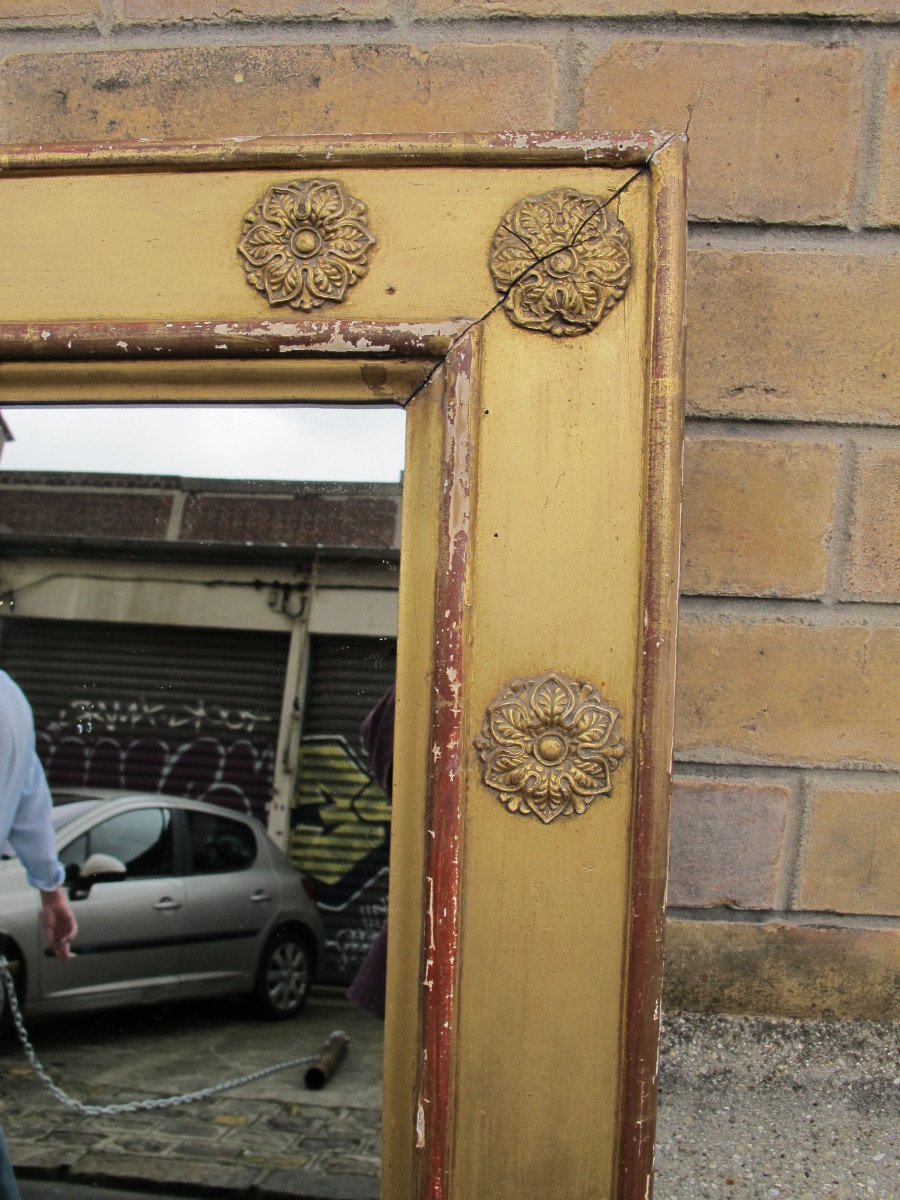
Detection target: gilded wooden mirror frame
<box><xmin>0</xmin><ymin>132</ymin><xmax>686</xmax><ymax>1200</ymax></box>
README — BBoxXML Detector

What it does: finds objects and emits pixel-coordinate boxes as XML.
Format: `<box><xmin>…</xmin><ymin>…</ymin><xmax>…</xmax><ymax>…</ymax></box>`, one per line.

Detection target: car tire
<box><xmin>252</xmin><ymin>928</ymin><xmax>313</xmax><ymax>1020</ymax></box>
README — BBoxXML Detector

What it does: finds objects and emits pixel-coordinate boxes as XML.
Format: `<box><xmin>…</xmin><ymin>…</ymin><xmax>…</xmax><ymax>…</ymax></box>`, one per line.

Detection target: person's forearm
<box><xmin>7</xmin><ymin>753</ymin><xmax>65</xmax><ymax>891</ymax></box>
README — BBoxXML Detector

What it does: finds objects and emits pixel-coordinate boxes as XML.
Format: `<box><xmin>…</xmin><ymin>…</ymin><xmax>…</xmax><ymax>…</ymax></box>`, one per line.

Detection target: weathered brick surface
<box><xmin>796</xmin><ymin>786</ymin><xmax>900</xmax><ymax>916</ymax></box>
<box><xmin>668</xmin><ymin>777</ymin><xmax>790</xmax><ymax>909</ymax></box>
<box><xmin>419</xmin><ymin>0</ymin><xmax>896</xmax><ymax>13</ymax></box>
<box><xmin>687</xmin><ymin>250</ymin><xmax>900</xmax><ymax>425</ymax></box>
<box><xmin>122</xmin><ymin>0</ymin><xmax>389</xmax><ymax>21</ymax></box>
<box><xmin>675</xmin><ymin>622</ymin><xmax>899</xmax><ymax>768</ymax></box>
<box><xmin>180</xmin><ymin>493</ymin><xmax>398</xmax><ymax>547</ymax></box>
<box><xmin>664</xmin><ymin>919</ymin><xmax>900</xmax><ymax>1018</ymax></box>
<box><xmin>681</xmin><ymin>437</ymin><xmax>837</xmax><ymax>598</ymax></box>
<box><xmin>0</xmin><ymin>0</ymin><xmax>99</xmax><ymax>25</ymax></box>
<box><xmin>870</xmin><ymin>51</ymin><xmax>899</xmax><ymax>228</ymax></box>
<box><xmin>0</xmin><ymin>45</ymin><xmax>559</xmax><ymax>141</ymax></box>
<box><xmin>844</xmin><ymin>446</ymin><xmax>900</xmax><ymax>603</ymax></box>
<box><xmin>579</xmin><ymin>41</ymin><xmax>864</xmax><ymax>223</ymax></box>
<box><xmin>0</xmin><ymin>488</ymin><xmax>171</xmax><ymax>539</ymax></box>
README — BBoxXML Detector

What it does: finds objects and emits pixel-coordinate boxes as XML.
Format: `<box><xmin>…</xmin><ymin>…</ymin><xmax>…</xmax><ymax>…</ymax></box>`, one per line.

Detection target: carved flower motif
<box><xmin>489</xmin><ymin>188</ymin><xmax>632</xmax><ymax>337</ymax></box>
<box><xmin>474</xmin><ymin>672</ymin><xmax>626</xmax><ymax>824</ymax></box>
<box><xmin>238</xmin><ymin>178</ymin><xmax>376</xmax><ymax>311</ymax></box>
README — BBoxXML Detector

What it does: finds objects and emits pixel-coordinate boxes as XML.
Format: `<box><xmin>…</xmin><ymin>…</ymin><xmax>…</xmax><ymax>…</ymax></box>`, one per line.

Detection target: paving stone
<box><xmin>98</xmin><ymin>1135</ymin><xmax>184</xmax><ymax>1156</ymax></box>
<box><xmin>322</xmin><ymin>1152</ymin><xmax>380</xmax><ymax>1173</ymax></box>
<box><xmin>3</xmin><ymin>1142</ymin><xmax>86</xmax><ymax>1169</ymax></box>
<box><xmin>258</xmin><ymin>1169</ymin><xmax>379</xmax><ymax>1199</ymax></box>
<box><xmin>73</xmin><ymin>1152</ymin><xmax>259</xmax><ymax>1188</ymax></box>
<box><xmin>166</xmin><ymin>1137</ymin><xmax>253</xmax><ymax>1160</ymax></box>
<box><xmin>246</xmin><ymin>1152</ymin><xmax>313</xmax><ymax>1169</ymax></box>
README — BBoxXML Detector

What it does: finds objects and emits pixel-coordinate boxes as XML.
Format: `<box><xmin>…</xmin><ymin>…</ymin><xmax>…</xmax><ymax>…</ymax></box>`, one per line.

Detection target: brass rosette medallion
<box><xmin>489</xmin><ymin>188</ymin><xmax>632</xmax><ymax>337</ymax></box>
<box><xmin>474</xmin><ymin>671</ymin><xmax>626</xmax><ymax>824</ymax></box>
<box><xmin>238</xmin><ymin>178</ymin><xmax>376</xmax><ymax>311</ymax></box>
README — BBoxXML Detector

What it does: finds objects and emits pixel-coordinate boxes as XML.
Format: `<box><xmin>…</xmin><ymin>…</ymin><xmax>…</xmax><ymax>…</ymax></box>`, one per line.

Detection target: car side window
<box><xmin>186</xmin><ymin>811</ymin><xmax>257</xmax><ymax>874</ymax></box>
<box><xmin>88</xmin><ymin>808</ymin><xmax>174</xmax><ymax>878</ymax></box>
<box><xmin>59</xmin><ymin>834</ymin><xmax>88</xmax><ymax>871</ymax></box>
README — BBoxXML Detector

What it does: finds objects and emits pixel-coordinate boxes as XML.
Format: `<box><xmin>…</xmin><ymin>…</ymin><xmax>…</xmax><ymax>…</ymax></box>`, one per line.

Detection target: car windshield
<box><xmin>51</xmin><ymin>800</ymin><xmax>102</xmax><ymax>830</ymax></box>
<box><xmin>1</xmin><ymin>800</ymin><xmax>99</xmax><ymax>860</ymax></box>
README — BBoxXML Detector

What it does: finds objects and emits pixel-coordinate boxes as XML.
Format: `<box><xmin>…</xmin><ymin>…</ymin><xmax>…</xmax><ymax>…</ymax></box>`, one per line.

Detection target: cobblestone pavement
<box><xmin>1</xmin><ymin>1000</ymin><xmax>897</xmax><ymax>1199</ymax></box>
<box><xmin>1</xmin><ymin>994</ymin><xmax>382</xmax><ymax>1199</ymax></box>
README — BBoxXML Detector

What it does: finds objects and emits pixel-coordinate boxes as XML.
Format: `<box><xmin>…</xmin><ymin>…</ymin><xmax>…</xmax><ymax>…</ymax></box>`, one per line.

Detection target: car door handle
<box><xmin>250</xmin><ymin>890</ymin><xmax>272</xmax><ymax>903</ymax></box>
<box><xmin>153</xmin><ymin>897</ymin><xmax>181</xmax><ymax>911</ymax></box>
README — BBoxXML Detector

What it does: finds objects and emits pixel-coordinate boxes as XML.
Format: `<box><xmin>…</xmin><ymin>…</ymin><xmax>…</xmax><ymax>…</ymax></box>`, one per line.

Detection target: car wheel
<box><xmin>252</xmin><ymin>929</ymin><xmax>313</xmax><ymax>1020</ymax></box>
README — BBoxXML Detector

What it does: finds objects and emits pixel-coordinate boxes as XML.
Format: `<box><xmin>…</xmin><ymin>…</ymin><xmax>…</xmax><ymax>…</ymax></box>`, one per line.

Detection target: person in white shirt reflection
<box><xmin>0</xmin><ymin>668</ymin><xmax>78</xmax><ymax>1200</ymax></box>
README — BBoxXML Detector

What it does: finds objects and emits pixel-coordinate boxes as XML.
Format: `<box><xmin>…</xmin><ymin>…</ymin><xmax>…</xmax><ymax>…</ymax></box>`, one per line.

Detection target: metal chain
<box><xmin>0</xmin><ymin>956</ymin><xmax>324</xmax><ymax>1116</ymax></box>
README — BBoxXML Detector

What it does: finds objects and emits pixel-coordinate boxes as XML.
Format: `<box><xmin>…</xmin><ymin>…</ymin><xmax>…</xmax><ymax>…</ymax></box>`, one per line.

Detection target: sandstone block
<box><xmin>687</xmin><ymin>250</ymin><xmax>900</xmax><ymax>425</ymax></box>
<box><xmin>418</xmin><ymin>0</ymin><xmax>896</xmax><ymax>13</ymax></box>
<box><xmin>664</xmin><ymin>918</ymin><xmax>900</xmax><ymax>1019</ymax></box>
<box><xmin>0</xmin><ymin>0</ymin><xmax>98</xmax><ymax>25</ymax></box>
<box><xmin>843</xmin><ymin>445</ymin><xmax>900</xmax><ymax>602</ymax></box>
<box><xmin>682</xmin><ymin>437</ymin><xmax>837</xmax><ymax>597</ymax></box>
<box><xmin>675</xmin><ymin>622</ymin><xmax>899</xmax><ymax>768</ymax></box>
<box><xmin>869</xmin><ymin>51</ymin><xmax>899</xmax><ymax>227</ymax></box>
<box><xmin>0</xmin><ymin>45</ymin><xmax>558</xmax><ymax>142</ymax></box>
<box><xmin>578</xmin><ymin>40</ymin><xmax>864</xmax><ymax>223</ymax></box>
<box><xmin>121</xmin><ymin>0</ymin><xmax>389</xmax><ymax>21</ymax></box>
<box><xmin>668</xmin><ymin>777</ymin><xmax>790</xmax><ymax>909</ymax></box>
<box><xmin>796</xmin><ymin>786</ymin><xmax>900</xmax><ymax>916</ymax></box>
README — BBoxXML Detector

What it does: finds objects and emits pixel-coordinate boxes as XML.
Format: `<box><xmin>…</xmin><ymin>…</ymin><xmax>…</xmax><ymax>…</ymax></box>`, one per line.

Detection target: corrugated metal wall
<box><xmin>0</xmin><ymin>617</ymin><xmax>289</xmax><ymax>824</ymax></box>
<box><xmin>290</xmin><ymin>634</ymin><xmax>396</xmax><ymax>987</ymax></box>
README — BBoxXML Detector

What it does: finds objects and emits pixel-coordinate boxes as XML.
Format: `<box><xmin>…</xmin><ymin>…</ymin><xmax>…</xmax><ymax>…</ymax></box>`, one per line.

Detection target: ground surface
<box><xmin>655</xmin><ymin>1014</ymin><xmax>898</xmax><ymax>1199</ymax></box>
<box><xmin>1</xmin><ymin>998</ymin><xmax>896</xmax><ymax>1198</ymax></box>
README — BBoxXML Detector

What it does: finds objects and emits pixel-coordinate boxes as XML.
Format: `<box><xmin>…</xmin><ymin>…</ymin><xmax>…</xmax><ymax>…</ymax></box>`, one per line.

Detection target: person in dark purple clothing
<box><xmin>346</xmin><ymin>684</ymin><xmax>395</xmax><ymax>1020</ymax></box>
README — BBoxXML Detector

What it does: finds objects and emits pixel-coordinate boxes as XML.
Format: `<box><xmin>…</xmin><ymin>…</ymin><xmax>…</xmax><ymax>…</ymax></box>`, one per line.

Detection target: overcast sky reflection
<box><xmin>0</xmin><ymin>407</ymin><xmax>407</xmax><ymax>483</ymax></box>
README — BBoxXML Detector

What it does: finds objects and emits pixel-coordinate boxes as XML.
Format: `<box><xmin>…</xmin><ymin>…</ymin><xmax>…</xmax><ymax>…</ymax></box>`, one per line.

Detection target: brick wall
<box><xmin>1</xmin><ymin>4</ymin><xmax>897</xmax><ymax>1017</ymax></box>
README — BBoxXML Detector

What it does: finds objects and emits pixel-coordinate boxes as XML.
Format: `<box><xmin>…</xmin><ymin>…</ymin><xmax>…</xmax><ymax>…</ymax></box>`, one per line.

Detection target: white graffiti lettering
<box><xmin>45</xmin><ymin>695</ymin><xmax>272</xmax><ymax>736</ymax></box>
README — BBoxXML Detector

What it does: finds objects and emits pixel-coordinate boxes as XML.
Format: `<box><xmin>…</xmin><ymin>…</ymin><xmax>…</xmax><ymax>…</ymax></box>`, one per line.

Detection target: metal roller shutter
<box><xmin>290</xmin><ymin>634</ymin><xmax>396</xmax><ymax>987</ymax></box>
<box><xmin>0</xmin><ymin>617</ymin><xmax>289</xmax><ymax>825</ymax></box>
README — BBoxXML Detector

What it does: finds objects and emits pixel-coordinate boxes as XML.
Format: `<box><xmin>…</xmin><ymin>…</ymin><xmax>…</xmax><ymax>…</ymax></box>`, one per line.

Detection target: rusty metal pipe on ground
<box><xmin>304</xmin><ymin>1031</ymin><xmax>350</xmax><ymax>1090</ymax></box>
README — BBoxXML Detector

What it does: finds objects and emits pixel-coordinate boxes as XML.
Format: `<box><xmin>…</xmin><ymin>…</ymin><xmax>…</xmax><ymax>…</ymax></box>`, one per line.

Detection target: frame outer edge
<box><xmin>616</xmin><ymin>135</ymin><xmax>687</xmax><ymax>1200</ymax></box>
<box><xmin>0</xmin><ymin>132</ymin><xmax>668</xmax><ymax>175</ymax></box>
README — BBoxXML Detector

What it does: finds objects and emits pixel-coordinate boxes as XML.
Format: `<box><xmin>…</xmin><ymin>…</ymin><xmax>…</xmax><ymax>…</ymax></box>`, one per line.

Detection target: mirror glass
<box><xmin>0</xmin><ymin>403</ymin><xmax>404</xmax><ymax>1198</ymax></box>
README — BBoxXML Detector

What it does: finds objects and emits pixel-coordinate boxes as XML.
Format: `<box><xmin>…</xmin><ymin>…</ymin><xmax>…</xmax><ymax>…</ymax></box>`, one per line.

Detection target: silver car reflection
<box><xmin>0</xmin><ymin>789</ymin><xmax>325</xmax><ymax>1022</ymax></box>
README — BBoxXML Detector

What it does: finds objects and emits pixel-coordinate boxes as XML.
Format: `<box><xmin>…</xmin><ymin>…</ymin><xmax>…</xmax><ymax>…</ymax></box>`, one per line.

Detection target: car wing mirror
<box><xmin>68</xmin><ymin>853</ymin><xmax>127</xmax><ymax>899</ymax></box>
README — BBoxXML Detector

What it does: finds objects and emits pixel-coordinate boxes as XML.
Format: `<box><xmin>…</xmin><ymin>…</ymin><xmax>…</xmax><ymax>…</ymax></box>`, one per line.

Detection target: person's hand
<box><xmin>39</xmin><ymin>888</ymin><xmax>78</xmax><ymax>959</ymax></box>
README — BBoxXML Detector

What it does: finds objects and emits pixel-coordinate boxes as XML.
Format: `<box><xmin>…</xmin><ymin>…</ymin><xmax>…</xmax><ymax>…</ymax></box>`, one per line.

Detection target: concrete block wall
<box><xmin>1</xmin><ymin>1</ymin><xmax>897</xmax><ymax>1017</ymax></box>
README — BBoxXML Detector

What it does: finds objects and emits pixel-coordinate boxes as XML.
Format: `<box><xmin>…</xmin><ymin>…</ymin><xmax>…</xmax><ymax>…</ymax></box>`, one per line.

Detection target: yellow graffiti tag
<box><xmin>289</xmin><ymin>737</ymin><xmax>390</xmax><ymax>886</ymax></box>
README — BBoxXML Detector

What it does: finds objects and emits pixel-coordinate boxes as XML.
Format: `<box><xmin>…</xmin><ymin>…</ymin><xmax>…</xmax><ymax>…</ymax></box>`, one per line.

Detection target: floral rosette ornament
<box><xmin>489</xmin><ymin>188</ymin><xmax>632</xmax><ymax>337</ymax></box>
<box><xmin>238</xmin><ymin>178</ymin><xmax>376</xmax><ymax>312</ymax></box>
<box><xmin>474</xmin><ymin>672</ymin><xmax>626</xmax><ymax>824</ymax></box>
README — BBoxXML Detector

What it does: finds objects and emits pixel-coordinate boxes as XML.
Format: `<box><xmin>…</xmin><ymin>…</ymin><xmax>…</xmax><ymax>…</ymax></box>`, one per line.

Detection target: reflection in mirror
<box><xmin>0</xmin><ymin>404</ymin><xmax>405</xmax><ymax>1198</ymax></box>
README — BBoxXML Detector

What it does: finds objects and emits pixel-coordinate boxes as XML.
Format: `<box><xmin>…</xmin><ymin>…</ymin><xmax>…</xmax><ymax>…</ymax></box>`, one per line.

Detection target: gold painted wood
<box><xmin>0</xmin><ymin>167</ymin><xmax>640</xmax><ymax>322</ymax></box>
<box><xmin>0</xmin><ymin>359</ymin><xmax>432</xmax><ymax>404</ymax></box>
<box><xmin>0</xmin><ymin>136</ymin><xmax>685</xmax><ymax>1200</ymax></box>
